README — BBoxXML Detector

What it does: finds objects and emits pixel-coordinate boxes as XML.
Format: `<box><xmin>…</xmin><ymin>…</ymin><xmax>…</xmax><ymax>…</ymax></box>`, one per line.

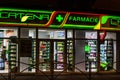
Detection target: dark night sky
<box><xmin>0</xmin><ymin>0</ymin><xmax>120</xmax><ymax>15</ymax></box>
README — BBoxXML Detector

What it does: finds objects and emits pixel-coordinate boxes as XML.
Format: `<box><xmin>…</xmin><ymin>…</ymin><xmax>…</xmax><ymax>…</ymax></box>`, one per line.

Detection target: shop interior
<box><xmin>0</xmin><ymin>27</ymin><xmax>117</xmax><ymax>73</ymax></box>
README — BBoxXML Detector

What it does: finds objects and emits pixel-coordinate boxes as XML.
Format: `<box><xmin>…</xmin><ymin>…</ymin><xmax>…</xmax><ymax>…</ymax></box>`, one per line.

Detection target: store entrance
<box><xmin>39</xmin><ymin>40</ymin><xmax>65</xmax><ymax>72</ymax></box>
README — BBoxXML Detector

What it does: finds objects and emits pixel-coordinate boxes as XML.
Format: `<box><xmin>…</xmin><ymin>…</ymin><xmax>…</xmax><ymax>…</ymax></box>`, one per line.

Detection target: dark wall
<box><xmin>116</xmin><ymin>32</ymin><xmax>120</xmax><ymax>72</ymax></box>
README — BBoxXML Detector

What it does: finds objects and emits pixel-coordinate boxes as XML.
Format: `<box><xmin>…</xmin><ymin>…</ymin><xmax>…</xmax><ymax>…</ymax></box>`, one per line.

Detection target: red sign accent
<box><xmin>100</xmin><ymin>31</ymin><xmax>106</xmax><ymax>42</ymax></box>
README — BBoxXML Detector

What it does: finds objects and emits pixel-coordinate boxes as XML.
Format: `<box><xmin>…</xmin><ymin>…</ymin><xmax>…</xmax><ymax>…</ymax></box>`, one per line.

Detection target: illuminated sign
<box><xmin>0</xmin><ymin>11</ymin><xmax>51</xmax><ymax>23</ymax></box>
<box><xmin>101</xmin><ymin>16</ymin><xmax>120</xmax><ymax>30</ymax></box>
<box><xmin>0</xmin><ymin>8</ymin><xmax>101</xmax><ymax>30</ymax></box>
<box><xmin>68</xmin><ymin>16</ymin><xmax>98</xmax><ymax>23</ymax></box>
<box><xmin>84</xmin><ymin>45</ymin><xmax>90</xmax><ymax>53</ymax></box>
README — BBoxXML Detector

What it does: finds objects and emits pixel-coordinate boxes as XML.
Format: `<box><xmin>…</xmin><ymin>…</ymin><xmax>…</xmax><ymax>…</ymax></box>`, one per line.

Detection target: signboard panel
<box><xmin>0</xmin><ymin>8</ymin><xmax>101</xmax><ymax>30</ymax></box>
<box><xmin>101</xmin><ymin>15</ymin><xmax>120</xmax><ymax>30</ymax></box>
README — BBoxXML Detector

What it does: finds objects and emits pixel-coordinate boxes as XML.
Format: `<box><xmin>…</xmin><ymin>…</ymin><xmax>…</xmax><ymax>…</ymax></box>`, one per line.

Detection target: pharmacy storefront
<box><xmin>0</xmin><ymin>8</ymin><xmax>119</xmax><ymax>74</ymax></box>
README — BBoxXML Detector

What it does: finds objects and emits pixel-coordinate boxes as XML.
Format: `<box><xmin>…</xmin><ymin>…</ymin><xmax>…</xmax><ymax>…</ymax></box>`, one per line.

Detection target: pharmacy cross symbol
<box><xmin>56</xmin><ymin>15</ymin><xmax>64</xmax><ymax>22</ymax></box>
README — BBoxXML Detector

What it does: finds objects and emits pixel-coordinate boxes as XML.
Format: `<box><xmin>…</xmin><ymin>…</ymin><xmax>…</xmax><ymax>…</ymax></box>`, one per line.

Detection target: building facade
<box><xmin>0</xmin><ymin>8</ymin><xmax>119</xmax><ymax>76</ymax></box>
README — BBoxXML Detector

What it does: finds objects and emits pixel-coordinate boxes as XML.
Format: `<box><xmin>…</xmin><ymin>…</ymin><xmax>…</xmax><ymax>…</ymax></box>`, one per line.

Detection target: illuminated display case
<box><xmin>85</xmin><ymin>40</ymin><xmax>97</xmax><ymax>72</ymax></box>
<box><xmin>39</xmin><ymin>41</ymin><xmax>50</xmax><ymax>71</ymax></box>
<box><xmin>67</xmin><ymin>40</ymin><xmax>74</xmax><ymax>71</ymax></box>
<box><xmin>8</xmin><ymin>40</ymin><xmax>17</xmax><ymax>72</ymax></box>
<box><xmin>54</xmin><ymin>42</ymin><xmax>64</xmax><ymax>70</ymax></box>
<box><xmin>100</xmin><ymin>39</ymin><xmax>114</xmax><ymax>71</ymax></box>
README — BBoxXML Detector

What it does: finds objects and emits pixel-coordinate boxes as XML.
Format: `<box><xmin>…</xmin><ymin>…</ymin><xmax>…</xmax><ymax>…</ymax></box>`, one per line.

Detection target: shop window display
<box><xmin>75</xmin><ymin>31</ymin><xmax>97</xmax><ymax>72</ymax></box>
<box><xmin>100</xmin><ymin>32</ymin><xmax>116</xmax><ymax>71</ymax></box>
<box><xmin>0</xmin><ymin>28</ymin><xmax>18</xmax><ymax>73</ymax></box>
<box><xmin>54</xmin><ymin>41</ymin><xmax>64</xmax><ymax>71</ymax></box>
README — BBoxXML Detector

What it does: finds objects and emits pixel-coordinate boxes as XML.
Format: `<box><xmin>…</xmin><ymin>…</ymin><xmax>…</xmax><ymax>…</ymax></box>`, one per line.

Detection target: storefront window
<box><xmin>54</xmin><ymin>41</ymin><xmax>64</xmax><ymax>71</ymax></box>
<box><xmin>39</xmin><ymin>41</ymin><xmax>51</xmax><ymax>71</ymax></box>
<box><xmin>0</xmin><ymin>27</ymin><xmax>18</xmax><ymax>73</ymax></box>
<box><xmin>38</xmin><ymin>29</ymin><xmax>65</xmax><ymax>39</ymax></box>
<box><xmin>75</xmin><ymin>30</ymin><xmax>98</xmax><ymax>72</ymax></box>
<box><xmin>100</xmin><ymin>32</ymin><xmax>116</xmax><ymax>71</ymax></box>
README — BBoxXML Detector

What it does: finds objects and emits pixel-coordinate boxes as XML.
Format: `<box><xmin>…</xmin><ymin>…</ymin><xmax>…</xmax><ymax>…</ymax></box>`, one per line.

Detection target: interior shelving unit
<box><xmin>54</xmin><ymin>42</ymin><xmax>64</xmax><ymax>70</ymax></box>
<box><xmin>8</xmin><ymin>40</ymin><xmax>17</xmax><ymax>71</ymax></box>
<box><xmin>100</xmin><ymin>39</ymin><xmax>114</xmax><ymax>71</ymax></box>
<box><xmin>29</xmin><ymin>40</ymin><xmax>36</xmax><ymax>71</ymax></box>
<box><xmin>67</xmin><ymin>40</ymin><xmax>74</xmax><ymax>71</ymax></box>
<box><xmin>85</xmin><ymin>40</ymin><xmax>97</xmax><ymax>72</ymax></box>
<box><xmin>39</xmin><ymin>41</ymin><xmax>50</xmax><ymax>71</ymax></box>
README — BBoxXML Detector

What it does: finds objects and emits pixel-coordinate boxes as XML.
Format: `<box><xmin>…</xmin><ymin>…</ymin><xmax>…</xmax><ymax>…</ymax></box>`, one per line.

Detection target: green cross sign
<box><xmin>56</xmin><ymin>15</ymin><xmax>64</xmax><ymax>22</ymax></box>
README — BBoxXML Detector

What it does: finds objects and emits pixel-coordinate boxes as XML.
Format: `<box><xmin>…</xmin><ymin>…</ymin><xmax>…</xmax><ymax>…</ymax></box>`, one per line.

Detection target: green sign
<box><xmin>68</xmin><ymin>16</ymin><xmax>98</xmax><ymax>23</ymax></box>
<box><xmin>84</xmin><ymin>45</ymin><xmax>90</xmax><ymax>53</ymax></box>
<box><xmin>0</xmin><ymin>11</ymin><xmax>51</xmax><ymax>23</ymax></box>
<box><xmin>101</xmin><ymin>15</ymin><xmax>120</xmax><ymax>30</ymax></box>
<box><xmin>0</xmin><ymin>8</ymin><xmax>101</xmax><ymax>29</ymax></box>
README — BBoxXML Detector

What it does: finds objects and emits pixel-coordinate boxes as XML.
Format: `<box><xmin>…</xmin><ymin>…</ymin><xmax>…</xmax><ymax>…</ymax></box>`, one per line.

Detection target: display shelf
<box><xmin>54</xmin><ymin>42</ymin><xmax>64</xmax><ymax>70</ymax></box>
<box><xmin>8</xmin><ymin>40</ymin><xmax>17</xmax><ymax>71</ymax></box>
<box><xmin>100</xmin><ymin>39</ymin><xmax>114</xmax><ymax>71</ymax></box>
<box><xmin>39</xmin><ymin>41</ymin><xmax>50</xmax><ymax>71</ymax></box>
<box><xmin>85</xmin><ymin>40</ymin><xmax>97</xmax><ymax>71</ymax></box>
<box><xmin>29</xmin><ymin>40</ymin><xmax>36</xmax><ymax>71</ymax></box>
<box><xmin>67</xmin><ymin>40</ymin><xmax>74</xmax><ymax>71</ymax></box>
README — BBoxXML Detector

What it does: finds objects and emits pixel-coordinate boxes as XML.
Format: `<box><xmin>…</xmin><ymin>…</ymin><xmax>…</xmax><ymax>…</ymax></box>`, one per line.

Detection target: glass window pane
<box><xmin>75</xmin><ymin>39</ymin><xmax>98</xmax><ymax>72</ymax></box>
<box><xmin>67</xmin><ymin>40</ymin><xmax>74</xmax><ymax>71</ymax></box>
<box><xmin>67</xmin><ymin>30</ymin><xmax>73</xmax><ymax>38</ymax></box>
<box><xmin>75</xmin><ymin>30</ymin><xmax>97</xmax><ymax>39</ymax></box>
<box><xmin>0</xmin><ymin>39</ymin><xmax>10</xmax><ymax>73</ymax></box>
<box><xmin>38</xmin><ymin>29</ymin><xmax>65</xmax><ymax>39</ymax></box>
<box><xmin>0</xmin><ymin>27</ymin><xmax>18</xmax><ymax>38</ymax></box>
<box><xmin>54</xmin><ymin>41</ymin><xmax>64</xmax><ymax>71</ymax></box>
<box><xmin>39</xmin><ymin>41</ymin><xmax>50</xmax><ymax>71</ymax></box>
<box><xmin>100</xmin><ymin>32</ymin><xmax>116</xmax><ymax>71</ymax></box>
<box><xmin>20</xmin><ymin>28</ymin><xmax>36</xmax><ymax>38</ymax></box>
<box><xmin>20</xmin><ymin>39</ymin><xmax>36</xmax><ymax>73</ymax></box>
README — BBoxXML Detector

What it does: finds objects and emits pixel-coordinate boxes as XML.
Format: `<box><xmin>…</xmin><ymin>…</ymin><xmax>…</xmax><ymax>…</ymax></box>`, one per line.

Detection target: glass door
<box><xmin>39</xmin><ymin>41</ymin><xmax>51</xmax><ymax>71</ymax></box>
<box><xmin>39</xmin><ymin>40</ymin><xmax>65</xmax><ymax>72</ymax></box>
<box><xmin>54</xmin><ymin>41</ymin><xmax>65</xmax><ymax>71</ymax></box>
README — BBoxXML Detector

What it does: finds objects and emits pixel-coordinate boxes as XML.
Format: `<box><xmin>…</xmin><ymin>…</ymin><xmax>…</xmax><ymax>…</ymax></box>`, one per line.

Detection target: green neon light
<box><xmin>84</xmin><ymin>45</ymin><xmax>90</xmax><ymax>53</ymax></box>
<box><xmin>56</xmin><ymin>15</ymin><xmax>64</xmax><ymax>22</ymax></box>
<box><xmin>64</xmin><ymin>24</ymin><xmax>95</xmax><ymax>29</ymax></box>
<box><xmin>68</xmin><ymin>16</ymin><xmax>99</xmax><ymax>23</ymax></box>
<box><xmin>102</xmin><ymin>15</ymin><xmax>120</xmax><ymax>24</ymax></box>
<box><xmin>0</xmin><ymin>8</ymin><xmax>100</xmax><ymax>30</ymax></box>
<box><xmin>0</xmin><ymin>12</ymin><xmax>51</xmax><ymax>22</ymax></box>
<box><xmin>100</xmin><ymin>62</ymin><xmax>108</xmax><ymax>68</ymax></box>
